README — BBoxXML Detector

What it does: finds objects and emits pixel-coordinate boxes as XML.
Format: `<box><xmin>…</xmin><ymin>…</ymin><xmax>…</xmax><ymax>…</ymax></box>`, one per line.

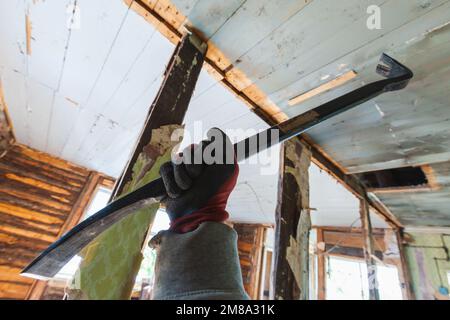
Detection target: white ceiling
<box><xmin>0</xmin><ymin>0</ymin><xmax>386</xmax><ymax>227</ymax></box>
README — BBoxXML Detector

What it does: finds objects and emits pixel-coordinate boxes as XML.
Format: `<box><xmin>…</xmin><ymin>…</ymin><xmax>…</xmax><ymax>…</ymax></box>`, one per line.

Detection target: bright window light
<box><xmin>84</xmin><ymin>187</ymin><xmax>112</xmax><ymax>219</ymax></box>
<box><xmin>134</xmin><ymin>209</ymin><xmax>170</xmax><ymax>290</ymax></box>
<box><xmin>326</xmin><ymin>256</ymin><xmax>403</xmax><ymax>300</ymax></box>
<box><xmin>377</xmin><ymin>264</ymin><xmax>403</xmax><ymax>300</ymax></box>
<box><xmin>326</xmin><ymin>256</ymin><xmax>369</xmax><ymax>300</ymax></box>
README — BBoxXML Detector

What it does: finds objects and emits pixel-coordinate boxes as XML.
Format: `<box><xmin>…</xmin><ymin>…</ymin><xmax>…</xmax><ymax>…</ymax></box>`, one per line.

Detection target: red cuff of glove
<box><xmin>169</xmin><ymin>163</ymin><xmax>239</xmax><ymax>233</ymax></box>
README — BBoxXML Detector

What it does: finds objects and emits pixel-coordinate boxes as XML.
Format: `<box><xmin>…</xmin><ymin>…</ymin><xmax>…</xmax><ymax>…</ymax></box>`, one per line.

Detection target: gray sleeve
<box><xmin>150</xmin><ymin>222</ymin><xmax>250</xmax><ymax>300</ymax></box>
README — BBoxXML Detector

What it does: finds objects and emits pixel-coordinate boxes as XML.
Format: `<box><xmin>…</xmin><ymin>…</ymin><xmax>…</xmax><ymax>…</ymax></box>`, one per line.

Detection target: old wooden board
<box><xmin>273</xmin><ymin>139</ymin><xmax>311</xmax><ymax>300</ymax></box>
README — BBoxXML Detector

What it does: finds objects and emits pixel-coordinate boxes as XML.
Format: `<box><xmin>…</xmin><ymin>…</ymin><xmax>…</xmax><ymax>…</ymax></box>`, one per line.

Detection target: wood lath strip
<box><xmin>0</xmin><ymin>183</ymin><xmax>76</xmax><ymax>210</ymax></box>
<box><xmin>0</xmin><ymin>177</ymin><xmax>79</xmax><ymax>209</ymax></box>
<box><xmin>4</xmin><ymin>149</ymin><xmax>88</xmax><ymax>183</ymax></box>
<box><xmin>0</xmin><ymin>191</ymin><xmax>72</xmax><ymax>215</ymax></box>
<box><xmin>0</xmin><ymin>281</ymin><xmax>30</xmax><ymax>299</ymax></box>
<box><xmin>0</xmin><ymin>224</ymin><xmax>57</xmax><ymax>244</ymax></box>
<box><xmin>0</xmin><ymin>241</ymin><xmax>49</xmax><ymax>256</ymax></box>
<box><xmin>0</xmin><ymin>231</ymin><xmax>51</xmax><ymax>249</ymax></box>
<box><xmin>14</xmin><ymin>144</ymin><xmax>90</xmax><ymax>178</ymax></box>
<box><xmin>5</xmin><ymin>173</ymin><xmax>72</xmax><ymax>196</ymax></box>
<box><xmin>0</xmin><ymin>158</ymin><xmax>85</xmax><ymax>190</ymax></box>
<box><xmin>0</xmin><ymin>212</ymin><xmax>61</xmax><ymax>235</ymax></box>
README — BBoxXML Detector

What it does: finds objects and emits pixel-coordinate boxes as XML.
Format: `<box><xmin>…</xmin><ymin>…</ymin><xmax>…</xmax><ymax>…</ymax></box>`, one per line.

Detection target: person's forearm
<box><xmin>150</xmin><ymin>222</ymin><xmax>249</xmax><ymax>300</ymax></box>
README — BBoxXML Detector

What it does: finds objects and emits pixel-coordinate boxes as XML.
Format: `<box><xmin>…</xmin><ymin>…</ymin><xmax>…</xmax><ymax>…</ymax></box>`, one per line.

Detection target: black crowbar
<box><xmin>22</xmin><ymin>53</ymin><xmax>413</xmax><ymax>279</ymax></box>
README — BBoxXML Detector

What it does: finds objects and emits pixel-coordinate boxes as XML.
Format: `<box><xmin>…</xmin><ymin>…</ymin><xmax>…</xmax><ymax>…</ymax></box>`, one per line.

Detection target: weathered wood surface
<box><xmin>273</xmin><ymin>139</ymin><xmax>311</xmax><ymax>300</ymax></box>
<box><xmin>113</xmin><ymin>34</ymin><xmax>207</xmax><ymax>197</ymax></box>
<box><xmin>67</xmin><ymin>33</ymin><xmax>206</xmax><ymax>300</ymax></box>
<box><xmin>234</xmin><ymin>223</ymin><xmax>265</xmax><ymax>299</ymax></box>
<box><xmin>0</xmin><ymin>144</ymin><xmax>102</xmax><ymax>299</ymax></box>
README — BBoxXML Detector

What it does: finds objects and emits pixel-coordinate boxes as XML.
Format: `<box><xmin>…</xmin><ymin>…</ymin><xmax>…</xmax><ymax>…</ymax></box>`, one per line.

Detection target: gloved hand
<box><xmin>159</xmin><ymin>128</ymin><xmax>239</xmax><ymax>233</ymax></box>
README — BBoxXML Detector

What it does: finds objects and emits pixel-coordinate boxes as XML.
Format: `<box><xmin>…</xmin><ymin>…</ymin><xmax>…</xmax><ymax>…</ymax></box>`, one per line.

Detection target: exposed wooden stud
<box><xmin>316</xmin><ymin>227</ymin><xmax>326</xmax><ymax>300</ymax></box>
<box><xmin>359</xmin><ymin>198</ymin><xmax>380</xmax><ymax>300</ymax></box>
<box><xmin>273</xmin><ymin>139</ymin><xmax>311</xmax><ymax>300</ymax></box>
<box><xmin>395</xmin><ymin>228</ymin><xmax>416</xmax><ymax>300</ymax></box>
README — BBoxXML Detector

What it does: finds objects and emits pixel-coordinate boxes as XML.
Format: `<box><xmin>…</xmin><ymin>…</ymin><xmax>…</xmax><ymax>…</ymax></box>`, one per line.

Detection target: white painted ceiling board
<box><xmin>170</xmin><ymin>0</ymin><xmax>199</xmax><ymax>17</ymax></box>
<box><xmin>26</xmin><ymin>78</ymin><xmax>54</xmax><ymax>152</ymax></box>
<box><xmin>210</xmin><ymin>0</ymin><xmax>313</xmax><ymax>63</ymax></box>
<box><xmin>190</xmin><ymin>68</ymin><xmax>217</xmax><ymax>100</ymax></box>
<box><xmin>95</xmin><ymin>128</ymin><xmax>141</xmax><ymax>178</ymax></box>
<box><xmin>0</xmin><ymin>0</ymin><xmax>27</xmax><ymax>75</ymax></box>
<box><xmin>183</xmin><ymin>80</ymin><xmax>238</xmax><ymax>124</ymax></box>
<box><xmin>57</xmin><ymin>0</ymin><xmax>131</xmax><ymax>104</ymax></box>
<box><xmin>254</xmin><ymin>0</ymin><xmax>449</xmax><ymax>95</ymax></box>
<box><xmin>234</xmin><ymin>0</ymin><xmax>386</xmax><ymax>91</ymax></box>
<box><xmin>103</xmin><ymin>30</ymin><xmax>174</xmax><ymax>124</ymax></box>
<box><xmin>269</xmin><ymin>1</ymin><xmax>450</xmax><ymax>116</ymax></box>
<box><xmin>27</xmin><ymin>0</ymin><xmax>73</xmax><ymax>91</ymax></box>
<box><xmin>184</xmin><ymin>0</ymin><xmax>246</xmax><ymax>39</ymax></box>
<box><xmin>45</xmin><ymin>94</ymin><xmax>80</xmax><ymax>156</ymax></box>
<box><xmin>0</xmin><ymin>69</ymin><xmax>27</xmax><ymax>144</ymax></box>
<box><xmin>58</xmin><ymin>3</ymin><xmax>168</xmax><ymax>166</ymax></box>
<box><xmin>82</xmin><ymin>8</ymin><xmax>157</xmax><ymax>116</ymax></box>
<box><xmin>309</xmin><ymin>163</ymin><xmax>389</xmax><ymax>229</ymax></box>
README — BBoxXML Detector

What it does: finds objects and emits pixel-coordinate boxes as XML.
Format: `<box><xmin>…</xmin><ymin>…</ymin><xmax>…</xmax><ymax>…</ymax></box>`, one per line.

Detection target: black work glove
<box><xmin>159</xmin><ymin>128</ymin><xmax>239</xmax><ymax>233</ymax></box>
